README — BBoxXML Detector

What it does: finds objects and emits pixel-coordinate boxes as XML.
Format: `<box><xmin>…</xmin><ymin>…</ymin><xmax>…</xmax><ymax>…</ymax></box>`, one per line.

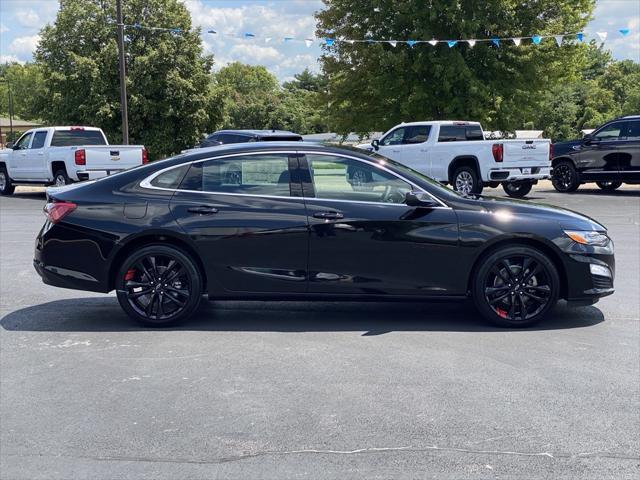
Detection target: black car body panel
<box><xmin>35</xmin><ymin>142</ymin><xmax>614</xmax><ymax>309</ymax></box>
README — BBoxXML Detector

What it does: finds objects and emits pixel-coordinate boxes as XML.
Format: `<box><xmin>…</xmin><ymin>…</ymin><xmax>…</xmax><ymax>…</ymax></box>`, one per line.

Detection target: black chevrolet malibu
<box><xmin>34</xmin><ymin>142</ymin><xmax>615</xmax><ymax>327</ymax></box>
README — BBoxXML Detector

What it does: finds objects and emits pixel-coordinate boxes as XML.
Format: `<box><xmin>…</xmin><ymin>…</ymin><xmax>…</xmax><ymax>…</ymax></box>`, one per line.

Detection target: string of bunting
<box><xmin>121</xmin><ymin>23</ymin><xmax>633</xmax><ymax>48</ymax></box>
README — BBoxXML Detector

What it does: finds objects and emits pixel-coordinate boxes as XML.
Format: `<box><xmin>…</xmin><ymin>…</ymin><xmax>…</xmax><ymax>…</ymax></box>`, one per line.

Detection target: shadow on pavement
<box><xmin>1</xmin><ymin>297</ymin><xmax>604</xmax><ymax>335</ymax></box>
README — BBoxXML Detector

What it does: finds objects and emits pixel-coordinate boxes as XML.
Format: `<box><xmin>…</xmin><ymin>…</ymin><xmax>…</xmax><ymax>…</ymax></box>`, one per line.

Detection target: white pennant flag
<box><xmin>346</xmin><ymin>39</ymin><xmax>355</xmax><ymax>44</ymax></box>
<box><xmin>388</xmin><ymin>40</ymin><xmax>397</xmax><ymax>47</ymax></box>
<box><xmin>512</xmin><ymin>37</ymin><xmax>522</xmax><ymax>46</ymax></box>
<box><xmin>554</xmin><ymin>35</ymin><xmax>563</xmax><ymax>47</ymax></box>
<box><xmin>428</xmin><ymin>39</ymin><xmax>438</xmax><ymax>46</ymax></box>
<box><xmin>596</xmin><ymin>31</ymin><xmax>608</xmax><ymax>42</ymax></box>
<box><xmin>305</xmin><ymin>39</ymin><xmax>313</xmax><ymax>47</ymax></box>
<box><xmin>467</xmin><ymin>39</ymin><xmax>476</xmax><ymax>47</ymax></box>
<box><xmin>265</xmin><ymin>37</ymin><xmax>272</xmax><ymax>43</ymax></box>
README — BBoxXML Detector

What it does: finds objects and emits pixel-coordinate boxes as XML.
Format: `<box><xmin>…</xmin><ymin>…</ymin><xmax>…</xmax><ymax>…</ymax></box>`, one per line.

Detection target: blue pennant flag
<box><xmin>619</xmin><ymin>28</ymin><xmax>630</xmax><ymax>36</ymax></box>
<box><xmin>171</xmin><ymin>28</ymin><xmax>182</xmax><ymax>34</ymax></box>
<box><xmin>284</xmin><ymin>37</ymin><xmax>294</xmax><ymax>42</ymax></box>
<box><xmin>244</xmin><ymin>32</ymin><xmax>255</xmax><ymax>38</ymax></box>
<box><xmin>207</xmin><ymin>29</ymin><xmax>217</xmax><ymax>34</ymax></box>
<box><xmin>491</xmin><ymin>38</ymin><xmax>500</xmax><ymax>47</ymax></box>
<box><xmin>576</xmin><ymin>32</ymin><xmax>584</xmax><ymax>42</ymax></box>
<box><xmin>325</xmin><ymin>38</ymin><xmax>335</xmax><ymax>46</ymax></box>
<box><xmin>532</xmin><ymin>35</ymin><xmax>542</xmax><ymax>45</ymax></box>
<box><xmin>447</xmin><ymin>40</ymin><xmax>458</xmax><ymax>48</ymax></box>
<box><xmin>132</xmin><ymin>23</ymin><xmax>142</xmax><ymax>29</ymax></box>
<box><xmin>407</xmin><ymin>40</ymin><xmax>417</xmax><ymax>47</ymax></box>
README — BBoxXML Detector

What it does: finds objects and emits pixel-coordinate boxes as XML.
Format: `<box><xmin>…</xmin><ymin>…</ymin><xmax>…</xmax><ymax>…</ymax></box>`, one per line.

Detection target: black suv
<box><xmin>198</xmin><ymin>129</ymin><xmax>302</xmax><ymax>148</ymax></box>
<box><xmin>551</xmin><ymin>115</ymin><xmax>640</xmax><ymax>192</ymax></box>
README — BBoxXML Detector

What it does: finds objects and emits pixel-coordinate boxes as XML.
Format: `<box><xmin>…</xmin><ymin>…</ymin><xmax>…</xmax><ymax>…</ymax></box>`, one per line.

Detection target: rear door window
<box><xmin>50</xmin><ymin>130</ymin><xmax>106</xmax><ymax>146</ymax></box>
<box><xmin>437</xmin><ymin>126</ymin><xmax>466</xmax><ymax>142</ymax></box>
<box><xmin>623</xmin><ymin>120</ymin><xmax>640</xmax><ymax>141</ymax></box>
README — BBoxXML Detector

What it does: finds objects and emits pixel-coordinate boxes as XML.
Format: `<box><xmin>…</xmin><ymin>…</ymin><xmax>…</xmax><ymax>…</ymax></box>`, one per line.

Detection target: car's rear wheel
<box><xmin>0</xmin><ymin>167</ymin><xmax>16</xmax><ymax>195</ymax></box>
<box><xmin>116</xmin><ymin>245</ymin><xmax>202</xmax><ymax>327</ymax></box>
<box><xmin>472</xmin><ymin>246</ymin><xmax>559</xmax><ymax>327</ymax></box>
<box><xmin>551</xmin><ymin>161</ymin><xmax>579</xmax><ymax>192</ymax></box>
<box><xmin>53</xmin><ymin>169</ymin><xmax>71</xmax><ymax>187</ymax></box>
<box><xmin>453</xmin><ymin>166</ymin><xmax>483</xmax><ymax>195</ymax></box>
<box><xmin>596</xmin><ymin>181</ymin><xmax>622</xmax><ymax>191</ymax></box>
<box><xmin>502</xmin><ymin>181</ymin><xmax>533</xmax><ymax>198</ymax></box>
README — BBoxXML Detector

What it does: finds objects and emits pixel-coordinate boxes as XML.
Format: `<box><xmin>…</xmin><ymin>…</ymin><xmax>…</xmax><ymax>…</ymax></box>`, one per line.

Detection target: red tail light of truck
<box><xmin>492</xmin><ymin>143</ymin><xmax>504</xmax><ymax>162</ymax></box>
<box><xmin>74</xmin><ymin>149</ymin><xmax>86</xmax><ymax>166</ymax></box>
<box><xmin>142</xmin><ymin>149</ymin><xmax>148</xmax><ymax>164</ymax></box>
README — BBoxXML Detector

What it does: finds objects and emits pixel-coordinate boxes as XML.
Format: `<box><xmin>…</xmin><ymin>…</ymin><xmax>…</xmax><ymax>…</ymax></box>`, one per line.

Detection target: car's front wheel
<box><xmin>472</xmin><ymin>246</ymin><xmax>560</xmax><ymax>327</ymax></box>
<box><xmin>116</xmin><ymin>245</ymin><xmax>203</xmax><ymax>326</ymax></box>
<box><xmin>0</xmin><ymin>166</ymin><xmax>16</xmax><ymax>195</ymax></box>
<box><xmin>502</xmin><ymin>181</ymin><xmax>533</xmax><ymax>198</ymax></box>
<box><xmin>551</xmin><ymin>161</ymin><xmax>579</xmax><ymax>192</ymax></box>
<box><xmin>596</xmin><ymin>181</ymin><xmax>622</xmax><ymax>191</ymax></box>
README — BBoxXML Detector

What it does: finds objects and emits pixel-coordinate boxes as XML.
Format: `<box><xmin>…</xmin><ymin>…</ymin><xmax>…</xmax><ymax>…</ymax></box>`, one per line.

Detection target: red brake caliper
<box><xmin>124</xmin><ymin>269</ymin><xmax>136</xmax><ymax>281</ymax></box>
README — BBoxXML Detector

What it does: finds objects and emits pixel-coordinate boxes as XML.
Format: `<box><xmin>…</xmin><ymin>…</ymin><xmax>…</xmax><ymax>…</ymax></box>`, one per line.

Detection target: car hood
<box><xmin>459</xmin><ymin>195</ymin><xmax>607</xmax><ymax>231</ymax></box>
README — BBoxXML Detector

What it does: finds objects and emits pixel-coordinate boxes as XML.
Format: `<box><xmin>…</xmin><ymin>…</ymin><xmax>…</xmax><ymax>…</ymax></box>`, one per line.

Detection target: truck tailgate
<box><xmin>81</xmin><ymin>145</ymin><xmax>145</xmax><ymax>171</ymax></box>
<box><xmin>502</xmin><ymin>140</ymin><xmax>550</xmax><ymax>166</ymax></box>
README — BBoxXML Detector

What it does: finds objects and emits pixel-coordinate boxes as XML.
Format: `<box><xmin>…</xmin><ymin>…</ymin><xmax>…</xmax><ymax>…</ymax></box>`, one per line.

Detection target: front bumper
<box><xmin>559</xmin><ymin>239</ymin><xmax>615</xmax><ymax>304</ymax></box>
<box><xmin>488</xmin><ymin>166</ymin><xmax>551</xmax><ymax>182</ymax></box>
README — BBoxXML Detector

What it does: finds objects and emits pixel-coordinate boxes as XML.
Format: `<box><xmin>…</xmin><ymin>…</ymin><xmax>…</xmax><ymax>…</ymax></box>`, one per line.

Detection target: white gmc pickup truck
<box><xmin>0</xmin><ymin>126</ymin><xmax>147</xmax><ymax>195</ymax></box>
<box><xmin>356</xmin><ymin>121</ymin><xmax>551</xmax><ymax>197</ymax></box>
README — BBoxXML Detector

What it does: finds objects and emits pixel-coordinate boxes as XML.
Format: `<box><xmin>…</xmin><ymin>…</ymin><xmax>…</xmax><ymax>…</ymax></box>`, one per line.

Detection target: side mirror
<box><xmin>371</xmin><ymin>139</ymin><xmax>380</xmax><ymax>151</ymax></box>
<box><xmin>405</xmin><ymin>191</ymin><xmax>438</xmax><ymax>208</ymax></box>
<box><xmin>6</xmin><ymin>142</ymin><xmax>14</xmax><ymax>149</ymax></box>
<box><xmin>583</xmin><ymin>134</ymin><xmax>599</xmax><ymax>144</ymax></box>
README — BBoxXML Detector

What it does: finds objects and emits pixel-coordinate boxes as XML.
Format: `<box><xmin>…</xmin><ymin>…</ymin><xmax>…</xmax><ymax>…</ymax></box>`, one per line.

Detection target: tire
<box><xmin>502</xmin><ymin>181</ymin><xmax>533</xmax><ymax>198</ymax></box>
<box><xmin>596</xmin><ymin>181</ymin><xmax>622</xmax><ymax>191</ymax></box>
<box><xmin>116</xmin><ymin>245</ymin><xmax>203</xmax><ymax>327</ymax></box>
<box><xmin>53</xmin><ymin>169</ymin><xmax>71</xmax><ymax>187</ymax></box>
<box><xmin>453</xmin><ymin>166</ymin><xmax>483</xmax><ymax>195</ymax></box>
<box><xmin>551</xmin><ymin>161</ymin><xmax>579</xmax><ymax>192</ymax></box>
<box><xmin>472</xmin><ymin>245</ymin><xmax>560</xmax><ymax>328</ymax></box>
<box><xmin>0</xmin><ymin>166</ymin><xmax>16</xmax><ymax>195</ymax></box>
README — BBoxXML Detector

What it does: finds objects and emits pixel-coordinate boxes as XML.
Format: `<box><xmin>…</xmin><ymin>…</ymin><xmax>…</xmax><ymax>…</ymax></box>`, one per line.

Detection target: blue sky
<box><xmin>1</xmin><ymin>0</ymin><xmax>638</xmax><ymax>81</ymax></box>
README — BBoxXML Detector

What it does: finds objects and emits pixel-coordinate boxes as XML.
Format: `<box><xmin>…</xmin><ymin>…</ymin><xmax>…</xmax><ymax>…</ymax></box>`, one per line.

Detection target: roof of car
<box><xmin>214</xmin><ymin>129</ymin><xmax>302</xmax><ymax>137</ymax></box>
<box><xmin>395</xmin><ymin>120</ymin><xmax>482</xmax><ymax>127</ymax></box>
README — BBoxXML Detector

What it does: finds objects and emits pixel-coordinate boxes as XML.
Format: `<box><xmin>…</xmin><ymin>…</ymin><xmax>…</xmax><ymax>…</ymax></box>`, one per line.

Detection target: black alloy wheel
<box><xmin>551</xmin><ymin>161</ymin><xmax>579</xmax><ymax>192</ymax></box>
<box><xmin>502</xmin><ymin>181</ymin><xmax>533</xmax><ymax>198</ymax></box>
<box><xmin>473</xmin><ymin>246</ymin><xmax>559</xmax><ymax>327</ymax></box>
<box><xmin>596</xmin><ymin>181</ymin><xmax>622</xmax><ymax>191</ymax></box>
<box><xmin>116</xmin><ymin>245</ymin><xmax>202</xmax><ymax>326</ymax></box>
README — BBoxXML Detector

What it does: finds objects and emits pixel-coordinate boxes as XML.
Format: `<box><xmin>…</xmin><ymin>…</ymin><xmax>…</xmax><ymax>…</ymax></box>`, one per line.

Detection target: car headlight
<box><xmin>564</xmin><ymin>230</ymin><xmax>609</xmax><ymax>246</ymax></box>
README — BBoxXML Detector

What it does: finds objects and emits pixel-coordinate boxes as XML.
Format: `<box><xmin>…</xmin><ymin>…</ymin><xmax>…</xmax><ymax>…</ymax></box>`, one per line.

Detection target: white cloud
<box><xmin>0</xmin><ymin>54</ymin><xmax>24</xmax><ymax>64</ymax></box>
<box><xmin>15</xmin><ymin>9</ymin><xmax>41</xmax><ymax>28</ymax></box>
<box><xmin>0</xmin><ymin>23</ymin><xmax>8</xmax><ymax>33</ymax></box>
<box><xmin>585</xmin><ymin>0</ymin><xmax>640</xmax><ymax>62</ymax></box>
<box><xmin>8</xmin><ymin>35</ymin><xmax>41</xmax><ymax>57</ymax></box>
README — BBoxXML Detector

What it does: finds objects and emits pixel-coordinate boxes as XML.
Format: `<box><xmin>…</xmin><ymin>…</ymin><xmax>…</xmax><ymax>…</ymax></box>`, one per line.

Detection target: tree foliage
<box><xmin>316</xmin><ymin>0</ymin><xmax>596</xmax><ymax>135</ymax></box>
<box><xmin>34</xmin><ymin>0</ymin><xmax>217</xmax><ymax>158</ymax></box>
<box><xmin>0</xmin><ymin>63</ymin><xmax>46</xmax><ymax>121</ymax></box>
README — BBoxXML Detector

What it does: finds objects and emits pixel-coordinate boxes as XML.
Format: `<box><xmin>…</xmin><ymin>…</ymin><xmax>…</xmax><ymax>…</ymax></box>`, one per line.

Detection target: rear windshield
<box><xmin>50</xmin><ymin>130</ymin><xmax>106</xmax><ymax>147</ymax></box>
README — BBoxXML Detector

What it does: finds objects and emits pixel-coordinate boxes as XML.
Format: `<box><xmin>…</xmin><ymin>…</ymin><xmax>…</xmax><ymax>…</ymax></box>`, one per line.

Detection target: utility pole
<box><xmin>116</xmin><ymin>0</ymin><xmax>129</xmax><ymax>144</ymax></box>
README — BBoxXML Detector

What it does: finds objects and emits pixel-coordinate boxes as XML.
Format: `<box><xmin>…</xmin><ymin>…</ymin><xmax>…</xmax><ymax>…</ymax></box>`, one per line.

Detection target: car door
<box><xmin>301</xmin><ymin>152</ymin><xmax>461</xmax><ymax>296</ymax></box>
<box><xmin>577</xmin><ymin>121</ymin><xmax>626</xmax><ymax>180</ymax></box>
<box><xmin>377</xmin><ymin>126</ymin><xmax>407</xmax><ymax>162</ymax></box>
<box><xmin>398</xmin><ymin>125</ymin><xmax>431</xmax><ymax>174</ymax></box>
<box><xmin>27</xmin><ymin>130</ymin><xmax>49</xmax><ymax>177</ymax></box>
<box><xmin>168</xmin><ymin>152</ymin><xmax>309</xmax><ymax>295</ymax></box>
<box><xmin>8</xmin><ymin>131</ymin><xmax>33</xmax><ymax>180</ymax></box>
<box><xmin>617</xmin><ymin>119</ymin><xmax>640</xmax><ymax>182</ymax></box>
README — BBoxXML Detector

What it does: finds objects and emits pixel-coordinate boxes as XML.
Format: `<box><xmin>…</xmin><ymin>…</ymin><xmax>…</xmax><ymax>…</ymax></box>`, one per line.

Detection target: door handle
<box><xmin>313</xmin><ymin>211</ymin><xmax>344</xmax><ymax>220</ymax></box>
<box><xmin>187</xmin><ymin>205</ymin><xmax>219</xmax><ymax>215</ymax></box>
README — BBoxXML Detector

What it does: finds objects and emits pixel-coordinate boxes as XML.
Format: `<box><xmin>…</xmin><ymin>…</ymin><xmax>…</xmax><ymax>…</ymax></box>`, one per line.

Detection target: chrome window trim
<box><xmin>140</xmin><ymin>149</ymin><xmax>450</xmax><ymax>209</ymax></box>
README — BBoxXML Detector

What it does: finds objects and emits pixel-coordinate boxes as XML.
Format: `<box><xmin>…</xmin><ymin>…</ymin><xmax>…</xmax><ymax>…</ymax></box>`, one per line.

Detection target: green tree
<box><xmin>316</xmin><ymin>0</ymin><xmax>595</xmax><ymax>135</ymax></box>
<box><xmin>35</xmin><ymin>0</ymin><xmax>218</xmax><ymax>158</ymax></box>
<box><xmin>0</xmin><ymin>63</ymin><xmax>46</xmax><ymax>121</ymax></box>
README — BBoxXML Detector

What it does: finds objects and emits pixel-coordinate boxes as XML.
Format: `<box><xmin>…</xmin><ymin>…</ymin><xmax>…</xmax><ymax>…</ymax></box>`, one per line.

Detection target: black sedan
<box><xmin>34</xmin><ymin>143</ymin><xmax>615</xmax><ymax>327</ymax></box>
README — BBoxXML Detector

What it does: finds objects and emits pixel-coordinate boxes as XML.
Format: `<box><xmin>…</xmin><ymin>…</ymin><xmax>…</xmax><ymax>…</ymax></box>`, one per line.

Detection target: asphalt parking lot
<box><xmin>1</xmin><ymin>182</ymin><xmax>638</xmax><ymax>479</ymax></box>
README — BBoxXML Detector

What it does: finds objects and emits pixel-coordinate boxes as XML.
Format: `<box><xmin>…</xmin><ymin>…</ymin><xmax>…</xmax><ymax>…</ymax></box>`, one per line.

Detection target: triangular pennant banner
<box><xmin>305</xmin><ymin>39</ymin><xmax>313</xmax><ymax>47</ymax></box>
<box><xmin>531</xmin><ymin>35</ymin><xmax>542</xmax><ymax>45</ymax></box>
<box><xmin>207</xmin><ymin>29</ymin><xmax>217</xmax><ymax>34</ymax></box>
<box><xmin>512</xmin><ymin>37</ymin><xmax>522</xmax><ymax>46</ymax></box>
<box><xmin>346</xmin><ymin>39</ymin><xmax>355</xmax><ymax>44</ymax></box>
<box><xmin>467</xmin><ymin>39</ymin><xmax>476</xmax><ymax>47</ymax></box>
<box><xmin>554</xmin><ymin>35</ymin><xmax>563</xmax><ymax>47</ymax></box>
<box><xmin>244</xmin><ymin>32</ymin><xmax>255</xmax><ymax>38</ymax></box>
<box><xmin>491</xmin><ymin>38</ymin><xmax>500</xmax><ymax>47</ymax></box>
<box><xmin>619</xmin><ymin>28</ymin><xmax>630</xmax><ymax>36</ymax></box>
<box><xmin>428</xmin><ymin>39</ymin><xmax>438</xmax><ymax>46</ymax></box>
<box><xmin>284</xmin><ymin>37</ymin><xmax>293</xmax><ymax>42</ymax></box>
<box><xmin>388</xmin><ymin>40</ymin><xmax>397</xmax><ymax>47</ymax></box>
<box><xmin>576</xmin><ymin>32</ymin><xmax>584</xmax><ymax>42</ymax></box>
<box><xmin>447</xmin><ymin>40</ymin><xmax>458</xmax><ymax>48</ymax></box>
<box><xmin>407</xmin><ymin>40</ymin><xmax>417</xmax><ymax>47</ymax></box>
<box><xmin>264</xmin><ymin>37</ymin><xmax>272</xmax><ymax>43</ymax></box>
<box><xmin>325</xmin><ymin>38</ymin><xmax>335</xmax><ymax>46</ymax></box>
<box><xmin>596</xmin><ymin>31</ymin><xmax>608</xmax><ymax>42</ymax></box>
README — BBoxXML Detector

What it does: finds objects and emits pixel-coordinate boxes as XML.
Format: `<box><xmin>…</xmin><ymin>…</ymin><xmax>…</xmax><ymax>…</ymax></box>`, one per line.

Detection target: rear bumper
<box><xmin>75</xmin><ymin>169</ymin><xmax>127</xmax><ymax>181</ymax></box>
<box><xmin>488</xmin><ymin>166</ymin><xmax>551</xmax><ymax>182</ymax></box>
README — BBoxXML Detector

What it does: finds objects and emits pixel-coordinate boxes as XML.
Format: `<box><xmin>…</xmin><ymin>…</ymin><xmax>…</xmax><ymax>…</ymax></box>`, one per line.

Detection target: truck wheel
<box><xmin>453</xmin><ymin>166</ymin><xmax>483</xmax><ymax>195</ymax></box>
<box><xmin>596</xmin><ymin>181</ymin><xmax>622</xmax><ymax>192</ymax></box>
<box><xmin>551</xmin><ymin>161</ymin><xmax>579</xmax><ymax>192</ymax></box>
<box><xmin>53</xmin><ymin>169</ymin><xmax>71</xmax><ymax>187</ymax></box>
<box><xmin>502</xmin><ymin>181</ymin><xmax>533</xmax><ymax>198</ymax></box>
<box><xmin>0</xmin><ymin>166</ymin><xmax>16</xmax><ymax>195</ymax></box>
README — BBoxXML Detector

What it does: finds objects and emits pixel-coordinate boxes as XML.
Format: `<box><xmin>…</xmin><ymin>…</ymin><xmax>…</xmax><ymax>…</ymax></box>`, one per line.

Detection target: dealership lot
<box><xmin>1</xmin><ymin>183</ymin><xmax>638</xmax><ymax>479</ymax></box>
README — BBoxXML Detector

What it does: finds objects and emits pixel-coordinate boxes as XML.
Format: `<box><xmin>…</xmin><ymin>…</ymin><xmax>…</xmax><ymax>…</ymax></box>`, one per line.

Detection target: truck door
<box><xmin>26</xmin><ymin>131</ymin><xmax>49</xmax><ymax>178</ymax></box>
<box><xmin>398</xmin><ymin>125</ymin><xmax>431</xmax><ymax>175</ymax></box>
<box><xmin>577</xmin><ymin>121</ymin><xmax>625</xmax><ymax>181</ymax></box>
<box><xmin>618</xmin><ymin>120</ymin><xmax>640</xmax><ymax>183</ymax></box>
<box><xmin>376</xmin><ymin>126</ymin><xmax>407</xmax><ymax>162</ymax></box>
<box><xmin>7</xmin><ymin>132</ymin><xmax>33</xmax><ymax>180</ymax></box>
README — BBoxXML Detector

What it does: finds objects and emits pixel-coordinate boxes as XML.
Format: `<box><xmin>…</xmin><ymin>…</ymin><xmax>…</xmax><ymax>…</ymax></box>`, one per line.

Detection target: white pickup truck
<box><xmin>356</xmin><ymin>121</ymin><xmax>551</xmax><ymax>197</ymax></box>
<box><xmin>0</xmin><ymin>126</ymin><xmax>147</xmax><ymax>195</ymax></box>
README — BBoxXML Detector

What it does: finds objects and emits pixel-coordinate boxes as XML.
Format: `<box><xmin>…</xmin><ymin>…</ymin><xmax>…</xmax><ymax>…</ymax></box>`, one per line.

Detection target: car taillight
<box><xmin>75</xmin><ymin>149</ymin><xmax>86</xmax><ymax>165</ymax></box>
<box><xmin>492</xmin><ymin>143</ymin><xmax>503</xmax><ymax>162</ymax></box>
<box><xmin>43</xmin><ymin>201</ymin><xmax>77</xmax><ymax>224</ymax></box>
<box><xmin>549</xmin><ymin>143</ymin><xmax>553</xmax><ymax>161</ymax></box>
<box><xmin>142</xmin><ymin>148</ymin><xmax>148</xmax><ymax>164</ymax></box>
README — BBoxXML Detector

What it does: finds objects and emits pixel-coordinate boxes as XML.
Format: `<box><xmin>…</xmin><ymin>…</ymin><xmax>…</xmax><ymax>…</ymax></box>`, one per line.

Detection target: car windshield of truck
<box><xmin>50</xmin><ymin>130</ymin><xmax>107</xmax><ymax>147</ymax></box>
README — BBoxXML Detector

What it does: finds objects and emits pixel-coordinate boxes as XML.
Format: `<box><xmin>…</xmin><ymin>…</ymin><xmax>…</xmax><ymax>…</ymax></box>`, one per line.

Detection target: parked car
<box><xmin>0</xmin><ymin>126</ymin><xmax>147</xmax><ymax>195</ymax></box>
<box><xmin>551</xmin><ymin>115</ymin><xmax>640</xmax><ymax>192</ymax></box>
<box><xmin>35</xmin><ymin>142</ymin><xmax>614</xmax><ymax>328</ymax></box>
<box><xmin>356</xmin><ymin>121</ymin><xmax>552</xmax><ymax>197</ymax></box>
<box><xmin>197</xmin><ymin>129</ymin><xmax>302</xmax><ymax>148</ymax></box>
